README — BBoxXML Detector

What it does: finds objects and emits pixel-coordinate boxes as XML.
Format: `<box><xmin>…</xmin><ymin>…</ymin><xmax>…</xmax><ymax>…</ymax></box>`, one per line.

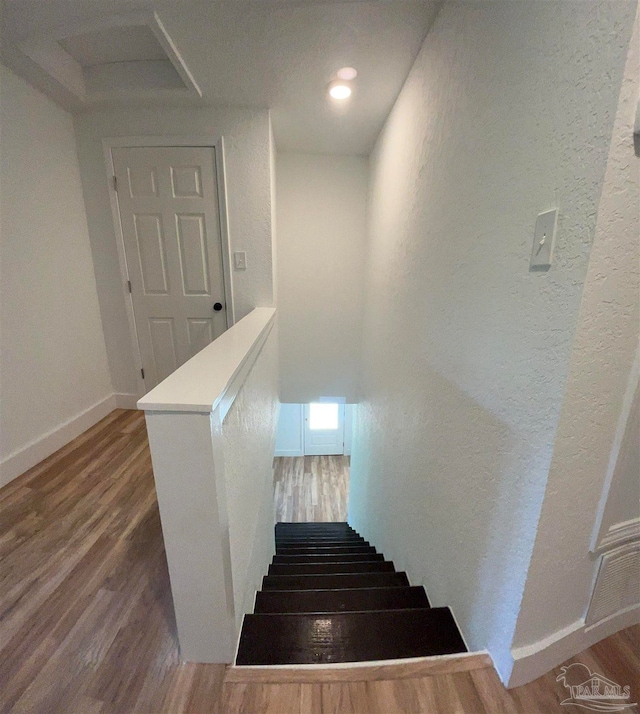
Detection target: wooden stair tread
<box><xmin>268</xmin><ymin>561</ymin><xmax>395</xmax><ymax>576</ymax></box>
<box><xmin>277</xmin><ymin>536</ymin><xmax>360</xmax><ymax>540</ymax></box>
<box><xmin>276</xmin><ymin>523</ymin><xmax>356</xmax><ymax>533</ymax></box>
<box><xmin>254</xmin><ymin>586</ymin><xmax>430</xmax><ymax>613</ymax></box>
<box><xmin>236</xmin><ymin>523</ymin><xmax>467</xmax><ymax>667</ymax></box>
<box><xmin>262</xmin><ymin>572</ymin><xmax>409</xmax><ymax>590</ymax></box>
<box><xmin>273</xmin><ymin>553</ymin><xmax>385</xmax><ymax>563</ymax></box>
<box><xmin>276</xmin><ymin>545</ymin><xmax>375</xmax><ymax>555</ymax></box>
<box><xmin>236</xmin><ymin>608</ymin><xmax>467</xmax><ymax>665</ymax></box>
<box><xmin>276</xmin><ymin>538</ymin><xmax>371</xmax><ymax>549</ymax></box>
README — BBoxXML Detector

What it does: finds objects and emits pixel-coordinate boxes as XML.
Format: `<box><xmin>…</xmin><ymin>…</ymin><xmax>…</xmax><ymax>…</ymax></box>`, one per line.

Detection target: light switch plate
<box><xmin>530</xmin><ymin>209</ymin><xmax>558</xmax><ymax>271</ymax></box>
<box><xmin>234</xmin><ymin>251</ymin><xmax>247</xmax><ymax>270</ymax></box>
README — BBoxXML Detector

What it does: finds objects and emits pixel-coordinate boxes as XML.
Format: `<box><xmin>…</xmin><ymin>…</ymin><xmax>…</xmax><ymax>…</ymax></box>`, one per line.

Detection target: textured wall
<box><xmin>276</xmin><ymin>153</ymin><xmax>368</xmax><ymax>403</ymax></box>
<box><xmin>74</xmin><ymin>107</ymin><xmax>275</xmax><ymax>396</ymax></box>
<box><xmin>0</xmin><ymin>66</ymin><xmax>112</xmax><ymax>480</ymax></box>
<box><xmin>348</xmin><ymin>0</ymin><xmax>635</xmax><ymax>682</ymax></box>
<box><xmin>222</xmin><ymin>326</ymin><xmax>279</xmax><ymax>632</ymax></box>
<box><xmin>512</xmin><ymin>6</ymin><xmax>639</xmax><ymax>656</ymax></box>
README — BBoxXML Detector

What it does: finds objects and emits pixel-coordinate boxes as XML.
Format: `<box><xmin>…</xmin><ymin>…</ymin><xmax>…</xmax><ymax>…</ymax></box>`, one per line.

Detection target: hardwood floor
<box><xmin>224</xmin><ymin>626</ymin><xmax>640</xmax><ymax>713</ymax></box>
<box><xmin>0</xmin><ymin>410</ymin><xmax>225</xmax><ymax>714</ymax></box>
<box><xmin>273</xmin><ymin>456</ymin><xmax>349</xmax><ymax>522</ymax></box>
<box><xmin>1</xmin><ymin>410</ymin><xmax>638</xmax><ymax>713</ymax></box>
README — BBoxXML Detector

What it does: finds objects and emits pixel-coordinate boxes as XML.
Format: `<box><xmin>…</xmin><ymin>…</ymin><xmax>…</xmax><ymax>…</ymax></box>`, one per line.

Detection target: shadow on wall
<box><xmin>349</xmin><ymin>363</ymin><xmax>548</xmax><ymax>679</ymax></box>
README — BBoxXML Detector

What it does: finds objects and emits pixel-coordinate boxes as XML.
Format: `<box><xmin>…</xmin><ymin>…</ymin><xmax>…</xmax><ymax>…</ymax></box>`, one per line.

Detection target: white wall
<box><xmin>348</xmin><ymin>0</ymin><xmax>636</xmax><ymax>684</ymax></box>
<box><xmin>510</xmin><ymin>8</ymin><xmax>640</xmax><ymax>684</ymax></box>
<box><xmin>276</xmin><ymin>153</ymin><xmax>368</xmax><ymax>403</ymax></box>
<box><xmin>73</xmin><ymin>107</ymin><xmax>275</xmax><ymax>397</ymax></box>
<box><xmin>0</xmin><ymin>65</ymin><xmax>113</xmax><ymax>487</ymax></box>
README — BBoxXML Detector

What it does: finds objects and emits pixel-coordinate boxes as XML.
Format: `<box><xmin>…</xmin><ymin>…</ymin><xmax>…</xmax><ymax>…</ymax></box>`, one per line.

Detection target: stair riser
<box><xmin>276</xmin><ymin>538</ymin><xmax>364</xmax><ymax>548</ymax></box>
<box><xmin>262</xmin><ymin>572</ymin><xmax>409</xmax><ymax>590</ymax></box>
<box><xmin>276</xmin><ymin>525</ymin><xmax>355</xmax><ymax>528</ymax></box>
<box><xmin>276</xmin><ymin>534</ymin><xmax>364</xmax><ymax>543</ymax></box>
<box><xmin>276</xmin><ymin>547</ymin><xmax>375</xmax><ymax>556</ymax></box>
<box><xmin>275</xmin><ymin>531</ymin><xmax>357</xmax><ymax>537</ymax></box>
<box><xmin>273</xmin><ymin>553</ymin><xmax>385</xmax><ymax>564</ymax></box>
<box><xmin>254</xmin><ymin>586</ymin><xmax>431</xmax><ymax>614</ymax></box>
<box><xmin>236</xmin><ymin>608</ymin><xmax>467</xmax><ymax>665</ymax></box>
<box><xmin>268</xmin><ymin>562</ymin><xmax>395</xmax><ymax>576</ymax></box>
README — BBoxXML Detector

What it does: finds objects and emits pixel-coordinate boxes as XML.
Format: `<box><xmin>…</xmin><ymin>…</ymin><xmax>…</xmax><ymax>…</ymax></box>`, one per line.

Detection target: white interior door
<box><xmin>113</xmin><ymin>146</ymin><xmax>227</xmax><ymax>391</ymax></box>
<box><xmin>304</xmin><ymin>403</ymin><xmax>345</xmax><ymax>456</ymax></box>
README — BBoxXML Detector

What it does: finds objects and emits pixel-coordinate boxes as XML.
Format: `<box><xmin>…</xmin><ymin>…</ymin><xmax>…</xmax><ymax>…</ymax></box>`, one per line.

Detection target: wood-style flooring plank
<box><xmin>274</xmin><ymin>455</ymin><xmax>349</xmax><ymax>522</ymax></box>
<box><xmin>0</xmin><ymin>409</ymin><xmax>226</xmax><ymax>714</ymax></box>
<box><xmin>2</xmin><ymin>409</ymin><xmax>639</xmax><ymax>713</ymax></box>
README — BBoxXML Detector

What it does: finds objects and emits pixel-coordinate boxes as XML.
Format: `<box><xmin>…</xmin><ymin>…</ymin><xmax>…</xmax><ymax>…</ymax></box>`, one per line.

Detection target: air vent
<box><xmin>586</xmin><ymin>542</ymin><xmax>640</xmax><ymax>626</ymax></box>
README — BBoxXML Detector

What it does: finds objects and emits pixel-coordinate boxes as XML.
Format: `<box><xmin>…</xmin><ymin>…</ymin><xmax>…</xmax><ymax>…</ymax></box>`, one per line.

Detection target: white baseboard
<box><xmin>508</xmin><ymin>603</ymin><xmax>640</xmax><ymax>687</ymax></box>
<box><xmin>274</xmin><ymin>449</ymin><xmax>304</xmax><ymax>457</ymax></box>
<box><xmin>0</xmin><ymin>392</ymin><xmax>138</xmax><ymax>489</ymax></box>
<box><xmin>114</xmin><ymin>393</ymin><xmax>140</xmax><ymax>410</ymax></box>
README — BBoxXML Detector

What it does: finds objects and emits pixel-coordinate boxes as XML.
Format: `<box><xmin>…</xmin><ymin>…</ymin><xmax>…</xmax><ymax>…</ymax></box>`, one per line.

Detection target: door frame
<box><xmin>103</xmin><ymin>136</ymin><xmax>235</xmax><ymax>397</ymax></box>
<box><xmin>303</xmin><ymin>403</ymin><xmax>346</xmax><ymax>456</ymax></box>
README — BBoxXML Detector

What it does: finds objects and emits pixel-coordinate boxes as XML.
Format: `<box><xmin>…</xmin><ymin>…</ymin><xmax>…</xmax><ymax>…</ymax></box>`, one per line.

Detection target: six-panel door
<box><xmin>113</xmin><ymin>146</ymin><xmax>227</xmax><ymax>391</ymax></box>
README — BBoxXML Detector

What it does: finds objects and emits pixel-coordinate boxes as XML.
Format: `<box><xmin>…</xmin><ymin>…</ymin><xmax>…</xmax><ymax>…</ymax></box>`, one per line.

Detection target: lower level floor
<box><xmin>0</xmin><ymin>409</ymin><xmax>638</xmax><ymax>712</ymax></box>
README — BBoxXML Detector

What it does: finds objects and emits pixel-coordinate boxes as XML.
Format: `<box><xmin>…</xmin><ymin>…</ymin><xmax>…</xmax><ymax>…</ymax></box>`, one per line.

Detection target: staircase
<box><xmin>235</xmin><ymin>522</ymin><xmax>467</xmax><ymax>665</ymax></box>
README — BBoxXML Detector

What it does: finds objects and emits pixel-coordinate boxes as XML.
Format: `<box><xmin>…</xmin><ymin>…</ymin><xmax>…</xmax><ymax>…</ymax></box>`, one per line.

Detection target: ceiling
<box><xmin>1</xmin><ymin>0</ymin><xmax>441</xmax><ymax>155</ymax></box>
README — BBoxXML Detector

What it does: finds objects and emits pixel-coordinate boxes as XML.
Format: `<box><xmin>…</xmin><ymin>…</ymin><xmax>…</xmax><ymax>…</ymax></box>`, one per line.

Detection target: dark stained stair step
<box><xmin>262</xmin><ymin>572</ymin><xmax>409</xmax><ymax>590</ymax></box>
<box><xmin>276</xmin><ymin>540</ymin><xmax>368</xmax><ymax>549</ymax></box>
<box><xmin>276</xmin><ymin>535</ymin><xmax>364</xmax><ymax>543</ymax></box>
<box><xmin>277</xmin><ymin>546</ymin><xmax>375</xmax><ymax>556</ymax></box>
<box><xmin>276</xmin><ymin>523</ymin><xmax>356</xmax><ymax>533</ymax></box>
<box><xmin>268</xmin><ymin>561</ymin><xmax>395</xmax><ymax>576</ymax></box>
<box><xmin>277</xmin><ymin>529</ymin><xmax>360</xmax><ymax>535</ymax></box>
<box><xmin>277</xmin><ymin>521</ymin><xmax>353</xmax><ymax>524</ymax></box>
<box><xmin>273</xmin><ymin>553</ymin><xmax>385</xmax><ymax>564</ymax></box>
<box><xmin>254</xmin><ymin>586</ymin><xmax>430</xmax><ymax>614</ymax></box>
<box><xmin>236</xmin><ymin>607</ymin><xmax>467</xmax><ymax>665</ymax></box>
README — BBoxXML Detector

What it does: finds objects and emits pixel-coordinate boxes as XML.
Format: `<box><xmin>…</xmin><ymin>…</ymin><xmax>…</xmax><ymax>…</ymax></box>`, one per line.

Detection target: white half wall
<box><xmin>276</xmin><ymin>153</ymin><xmax>368</xmax><ymax>404</ymax></box>
<box><xmin>348</xmin><ymin>0</ymin><xmax>636</xmax><ymax>684</ymax></box>
<box><xmin>222</xmin><ymin>325</ymin><xmax>279</xmax><ymax>633</ymax></box>
<box><xmin>510</xmin><ymin>7</ymin><xmax>640</xmax><ymax>685</ymax></box>
<box><xmin>0</xmin><ymin>65</ymin><xmax>113</xmax><ymax>488</ymax></box>
<box><xmin>73</xmin><ymin>106</ymin><xmax>275</xmax><ymax>397</ymax></box>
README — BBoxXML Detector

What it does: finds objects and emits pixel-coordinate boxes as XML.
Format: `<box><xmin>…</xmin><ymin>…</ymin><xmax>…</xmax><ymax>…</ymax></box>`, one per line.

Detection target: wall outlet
<box><xmin>530</xmin><ymin>209</ymin><xmax>558</xmax><ymax>271</ymax></box>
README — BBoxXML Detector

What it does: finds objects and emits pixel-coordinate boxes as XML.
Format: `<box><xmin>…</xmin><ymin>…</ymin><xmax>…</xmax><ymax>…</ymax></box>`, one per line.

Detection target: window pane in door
<box><xmin>309</xmin><ymin>403</ymin><xmax>339</xmax><ymax>430</ymax></box>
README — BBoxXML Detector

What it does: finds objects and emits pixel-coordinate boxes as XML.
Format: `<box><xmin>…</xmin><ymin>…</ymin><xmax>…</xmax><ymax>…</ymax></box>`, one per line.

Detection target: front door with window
<box><xmin>112</xmin><ymin>146</ymin><xmax>227</xmax><ymax>391</ymax></box>
<box><xmin>303</xmin><ymin>403</ymin><xmax>345</xmax><ymax>455</ymax></box>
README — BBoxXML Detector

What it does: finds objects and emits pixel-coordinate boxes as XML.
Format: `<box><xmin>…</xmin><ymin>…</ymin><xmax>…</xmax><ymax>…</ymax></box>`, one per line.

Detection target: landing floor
<box><xmin>0</xmin><ymin>409</ymin><xmax>637</xmax><ymax>712</ymax></box>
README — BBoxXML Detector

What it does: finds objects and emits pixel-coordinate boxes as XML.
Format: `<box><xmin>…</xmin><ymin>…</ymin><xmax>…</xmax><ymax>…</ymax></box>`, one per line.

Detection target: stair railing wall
<box><xmin>138</xmin><ymin>308</ymin><xmax>278</xmax><ymax>663</ymax></box>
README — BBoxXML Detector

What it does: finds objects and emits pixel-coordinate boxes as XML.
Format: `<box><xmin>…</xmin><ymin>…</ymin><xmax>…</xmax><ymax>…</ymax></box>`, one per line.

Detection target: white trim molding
<box><xmin>114</xmin><ymin>393</ymin><xmax>141</xmax><ymax>410</ymax></box>
<box><xmin>596</xmin><ymin>517</ymin><xmax>640</xmax><ymax>553</ymax></box>
<box><xmin>508</xmin><ymin>604</ymin><xmax>640</xmax><ymax>688</ymax></box>
<box><xmin>0</xmin><ymin>394</ymin><xmax>116</xmax><ymax>489</ymax></box>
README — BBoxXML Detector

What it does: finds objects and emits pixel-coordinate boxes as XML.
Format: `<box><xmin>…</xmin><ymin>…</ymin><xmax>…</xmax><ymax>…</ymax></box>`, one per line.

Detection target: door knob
<box><xmin>213</xmin><ymin>302</ymin><xmax>223</xmax><ymax>312</ymax></box>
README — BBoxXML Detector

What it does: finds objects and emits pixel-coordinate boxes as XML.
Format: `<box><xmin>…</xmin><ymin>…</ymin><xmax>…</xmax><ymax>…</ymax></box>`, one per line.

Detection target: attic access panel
<box><xmin>20</xmin><ymin>12</ymin><xmax>201</xmax><ymax>102</ymax></box>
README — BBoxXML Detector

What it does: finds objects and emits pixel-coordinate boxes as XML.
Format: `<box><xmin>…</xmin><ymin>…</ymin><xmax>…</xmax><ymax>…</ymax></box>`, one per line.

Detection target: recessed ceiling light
<box><xmin>328</xmin><ymin>81</ymin><xmax>352</xmax><ymax>100</ymax></box>
<box><xmin>337</xmin><ymin>67</ymin><xmax>357</xmax><ymax>81</ymax></box>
